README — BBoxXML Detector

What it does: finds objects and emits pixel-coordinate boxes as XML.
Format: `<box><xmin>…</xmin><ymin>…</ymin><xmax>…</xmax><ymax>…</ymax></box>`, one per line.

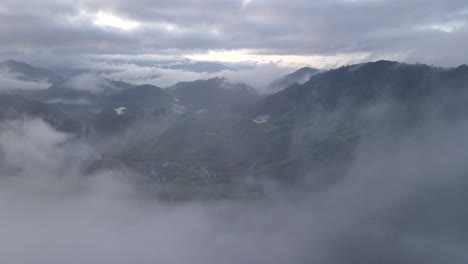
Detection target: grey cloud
<box><xmin>81</xmin><ymin>0</ymin><xmax>468</xmax><ymax>53</ymax></box>
<box><xmin>1</xmin><ymin>0</ymin><xmax>468</xmax><ymax>66</ymax></box>
<box><xmin>65</xmin><ymin>73</ymin><xmax>113</xmax><ymax>93</ymax></box>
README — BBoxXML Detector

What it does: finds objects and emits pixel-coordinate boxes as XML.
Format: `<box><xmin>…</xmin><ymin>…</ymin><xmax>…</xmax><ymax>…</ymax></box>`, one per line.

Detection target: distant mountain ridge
<box><xmin>160</xmin><ymin>61</ymin><xmax>232</xmax><ymax>73</ymax></box>
<box><xmin>93</xmin><ymin>58</ymin><xmax>232</xmax><ymax>73</ymax></box>
<box><xmin>3</xmin><ymin>59</ymin><xmax>468</xmax><ymax>197</ymax></box>
<box><xmin>0</xmin><ymin>60</ymin><xmax>63</xmax><ymax>84</ymax></box>
<box><xmin>102</xmin><ymin>84</ymin><xmax>172</xmax><ymax>109</ymax></box>
<box><xmin>0</xmin><ymin>94</ymin><xmax>80</xmax><ymax>133</ymax></box>
<box><xmin>256</xmin><ymin>60</ymin><xmax>468</xmax><ymax>118</ymax></box>
<box><xmin>269</xmin><ymin>66</ymin><xmax>320</xmax><ymax>92</ymax></box>
<box><xmin>168</xmin><ymin>77</ymin><xmax>260</xmax><ymax>113</ymax></box>
<box><xmin>33</xmin><ymin>77</ymin><xmax>134</xmax><ymax>102</ymax></box>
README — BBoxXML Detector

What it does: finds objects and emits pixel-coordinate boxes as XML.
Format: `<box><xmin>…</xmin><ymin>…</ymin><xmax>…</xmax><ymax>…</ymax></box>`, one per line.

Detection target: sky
<box><xmin>0</xmin><ymin>0</ymin><xmax>467</xmax><ymax>68</ymax></box>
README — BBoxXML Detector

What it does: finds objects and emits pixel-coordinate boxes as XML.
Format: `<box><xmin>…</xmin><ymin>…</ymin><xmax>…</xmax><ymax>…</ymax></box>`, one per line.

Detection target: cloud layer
<box><xmin>1</xmin><ymin>97</ymin><xmax>468</xmax><ymax>263</ymax></box>
<box><xmin>0</xmin><ymin>0</ymin><xmax>467</xmax><ymax>67</ymax></box>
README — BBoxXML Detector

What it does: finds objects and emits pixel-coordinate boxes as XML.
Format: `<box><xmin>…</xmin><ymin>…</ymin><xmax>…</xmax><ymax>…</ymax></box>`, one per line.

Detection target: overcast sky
<box><xmin>0</xmin><ymin>0</ymin><xmax>467</xmax><ymax>68</ymax></box>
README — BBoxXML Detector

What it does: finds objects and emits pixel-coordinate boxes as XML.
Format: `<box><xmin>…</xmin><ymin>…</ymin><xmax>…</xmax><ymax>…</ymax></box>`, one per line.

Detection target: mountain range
<box><xmin>2</xmin><ymin>59</ymin><xmax>468</xmax><ymax>199</ymax></box>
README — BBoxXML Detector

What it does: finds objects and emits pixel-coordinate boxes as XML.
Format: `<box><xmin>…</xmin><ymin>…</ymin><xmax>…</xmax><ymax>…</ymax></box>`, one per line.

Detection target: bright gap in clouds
<box><xmin>418</xmin><ymin>21</ymin><xmax>466</xmax><ymax>33</ymax></box>
<box><xmin>93</xmin><ymin>12</ymin><xmax>140</xmax><ymax>31</ymax></box>
<box><xmin>186</xmin><ymin>50</ymin><xmax>371</xmax><ymax>69</ymax></box>
<box><xmin>242</xmin><ymin>0</ymin><xmax>253</xmax><ymax>8</ymax></box>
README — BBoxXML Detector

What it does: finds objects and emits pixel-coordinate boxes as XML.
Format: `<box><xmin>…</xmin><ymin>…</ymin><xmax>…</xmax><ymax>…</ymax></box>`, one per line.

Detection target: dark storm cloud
<box><xmin>0</xmin><ymin>0</ymin><xmax>467</xmax><ymax>66</ymax></box>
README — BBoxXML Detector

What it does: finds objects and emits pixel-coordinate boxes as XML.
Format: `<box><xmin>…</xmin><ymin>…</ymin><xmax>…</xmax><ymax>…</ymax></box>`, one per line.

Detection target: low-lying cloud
<box><xmin>65</xmin><ymin>73</ymin><xmax>113</xmax><ymax>93</ymax></box>
<box><xmin>94</xmin><ymin>61</ymin><xmax>290</xmax><ymax>91</ymax></box>
<box><xmin>1</xmin><ymin>97</ymin><xmax>468</xmax><ymax>264</ymax></box>
<box><xmin>0</xmin><ymin>70</ymin><xmax>51</xmax><ymax>91</ymax></box>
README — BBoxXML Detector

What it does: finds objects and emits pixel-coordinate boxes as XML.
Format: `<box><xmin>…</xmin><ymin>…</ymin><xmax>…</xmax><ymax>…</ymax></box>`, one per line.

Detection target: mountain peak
<box><xmin>168</xmin><ymin>77</ymin><xmax>259</xmax><ymax>113</ymax></box>
<box><xmin>269</xmin><ymin>66</ymin><xmax>320</xmax><ymax>92</ymax></box>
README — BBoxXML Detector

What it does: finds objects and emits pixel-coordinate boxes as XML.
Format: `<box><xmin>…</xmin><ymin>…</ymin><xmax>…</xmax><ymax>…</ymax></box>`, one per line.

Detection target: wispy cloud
<box><xmin>0</xmin><ymin>70</ymin><xmax>50</xmax><ymax>91</ymax></box>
